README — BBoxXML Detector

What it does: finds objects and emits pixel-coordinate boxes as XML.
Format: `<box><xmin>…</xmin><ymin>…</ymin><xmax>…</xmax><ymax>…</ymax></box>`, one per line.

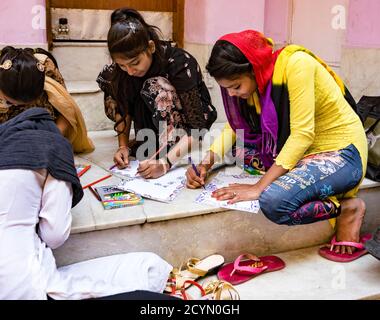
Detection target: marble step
<box><xmin>54</xmin><ymin>131</ymin><xmax>380</xmax><ymax>269</ymax></box>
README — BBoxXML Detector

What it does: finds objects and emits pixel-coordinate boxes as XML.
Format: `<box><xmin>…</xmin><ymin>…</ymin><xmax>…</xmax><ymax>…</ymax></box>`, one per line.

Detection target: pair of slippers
<box><xmin>217</xmin><ymin>232</ymin><xmax>372</xmax><ymax>285</ymax></box>
<box><xmin>165</xmin><ymin>253</ymin><xmax>285</xmax><ymax>290</ymax></box>
<box><xmin>169</xmin><ymin>232</ymin><xmax>373</xmax><ymax>292</ymax></box>
<box><xmin>215</xmin><ymin>234</ymin><xmax>373</xmax><ymax>285</ymax></box>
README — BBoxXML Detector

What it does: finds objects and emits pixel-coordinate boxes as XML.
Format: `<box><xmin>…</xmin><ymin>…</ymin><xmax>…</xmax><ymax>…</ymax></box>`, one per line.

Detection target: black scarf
<box><xmin>0</xmin><ymin>108</ymin><xmax>83</xmax><ymax>207</ymax></box>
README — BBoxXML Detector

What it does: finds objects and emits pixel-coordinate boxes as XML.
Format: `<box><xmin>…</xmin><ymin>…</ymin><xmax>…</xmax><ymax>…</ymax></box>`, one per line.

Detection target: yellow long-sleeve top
<box><xmin>210</xmin><ymin>51</ymin><xmax>367</xmax><ymax>176</ymax></box>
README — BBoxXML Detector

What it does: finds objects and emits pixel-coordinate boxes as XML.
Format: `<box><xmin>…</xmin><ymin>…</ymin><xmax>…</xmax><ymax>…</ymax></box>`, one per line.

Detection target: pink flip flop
<box><xmin>318</xmin><ymin>234</ymin><xmax>372</xmax><ymax>263</ymax></box>
<box><xmin>217</xmin><ymin>253</ymin><xmax>286</xmax><ymax>285</ymax></box>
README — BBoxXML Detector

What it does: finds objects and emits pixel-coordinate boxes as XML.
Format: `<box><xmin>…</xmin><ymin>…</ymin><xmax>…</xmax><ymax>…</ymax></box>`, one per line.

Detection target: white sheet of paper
<box><xmin>111</xmin><ymin>160</ymin><xmax>139</xmax><ymax>177</ymax></box>
<box><xmin>195</xmin><ymin>172</ymin><xmax>261</xmax><ymax>213</ymax></box>
<box><xmin>117</xmin><ymin>166</ymin><xmax>187</xmax><ymax>203</ymax></box>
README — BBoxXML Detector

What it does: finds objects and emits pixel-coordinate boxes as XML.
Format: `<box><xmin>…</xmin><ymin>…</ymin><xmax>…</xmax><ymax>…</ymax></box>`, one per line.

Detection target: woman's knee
<box><xmin>259</xmin><ymin>189</ymin><xmax>290</xmax><ymax>225</ymax></box>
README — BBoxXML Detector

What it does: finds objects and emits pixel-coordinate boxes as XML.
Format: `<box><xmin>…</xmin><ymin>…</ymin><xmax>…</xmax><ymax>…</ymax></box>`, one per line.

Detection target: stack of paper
<box><xmin>117</xmin><ymin>164</ymin><xmax>187</xmax><ymax>203</ymax></box>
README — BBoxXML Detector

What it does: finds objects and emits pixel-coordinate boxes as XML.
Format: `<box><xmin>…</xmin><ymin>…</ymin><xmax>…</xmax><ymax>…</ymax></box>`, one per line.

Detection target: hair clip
<box><xmin>128</xmin><ymin>21</ymin><xmax>137</xmax><ymax>34</ymax></box>
<box><xmin>36</xmin><ymin>61</ymin><xmax>45</xmax><ymax>72</ymax></box>
<box><xmin>0</xmin><ymin>60</ymin><xmax>12</xmax><ymax>70</ymax></box>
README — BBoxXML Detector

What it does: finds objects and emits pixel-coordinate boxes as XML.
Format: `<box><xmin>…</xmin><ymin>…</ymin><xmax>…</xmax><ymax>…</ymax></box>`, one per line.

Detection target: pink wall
<box><xmin>346</xmin><ymin>0</ymin><xmax>380</xmax><ymax>48</ymax></box>
<box><xmin>0</xmin><ymin>0</ymin><xmax>46</xmax><ymax>45</ymax></box>
<box><xmin>3</xmin><ymin>0</ymin><xmax>378</xmax><ymax>49</ymax></box>
<box><xmin>185</xmin><ymin>0</ymin><xmax>265</xmax><ymax>45</ymax></box>
<box><xmin>264</xmin><ymin>0</ymin><xmax>290</xmax><ymax>45</ymax></box>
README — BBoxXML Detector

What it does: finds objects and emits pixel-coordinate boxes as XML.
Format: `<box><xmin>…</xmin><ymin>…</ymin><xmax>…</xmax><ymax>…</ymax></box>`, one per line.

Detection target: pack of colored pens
<box><xmin>95</xmin><ymin>185</ymin><xmax>143</xmax><ymax>210</ymax></box>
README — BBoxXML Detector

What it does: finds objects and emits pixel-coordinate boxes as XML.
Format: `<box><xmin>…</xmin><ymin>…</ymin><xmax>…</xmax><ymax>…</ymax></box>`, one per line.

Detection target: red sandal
<box><xmin>217</xmin><ymin>253</ymin><xmax>285</xmax><ymax>285</ymax></box>
<box><xmin>318</xmin><ymin>234</ymin><xmax>372</xmax><ymax>262</ymax></box>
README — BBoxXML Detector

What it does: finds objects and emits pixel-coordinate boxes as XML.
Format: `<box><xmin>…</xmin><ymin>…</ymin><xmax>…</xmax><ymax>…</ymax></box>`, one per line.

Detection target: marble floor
<box><xmin>184</xmin><ymin>246</ymin><xmax>380</xmax><ymax>300</ymax></box>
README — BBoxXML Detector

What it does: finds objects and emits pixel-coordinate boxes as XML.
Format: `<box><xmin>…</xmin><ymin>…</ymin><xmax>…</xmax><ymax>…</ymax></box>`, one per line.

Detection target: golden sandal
<box><xmin>165</xmin><ymin>254</ymin><xmax>225</xmax><ymax>293</ymax></box>
<box><xmin>202</xmin><ymin>280</ymin><xmax>240</xmax><ymax>300</ymax></box>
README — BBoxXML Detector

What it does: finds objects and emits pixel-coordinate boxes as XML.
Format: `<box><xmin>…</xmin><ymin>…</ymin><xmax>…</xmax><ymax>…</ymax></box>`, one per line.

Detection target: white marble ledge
<box><xmin>360</xmin><ymin>178</ymin><xmax>380</xmax><ymax>190</ymax></box>
<box><xmin>71</xmin><ymin>154</ymin><xmax>229</xmax><ymax>234</ymax></box>
<box><xmin>66</xmin><ymin>80</ymin><xmax>101</xmax><ymax>94</ymax></box>
<box><xmin>72</xmin><ymin>157</ymin><xmax>147</xmax><ymax>234</ymax></box>
<box><xmin>70</xmin><ymin>191</ymin><xmax>96</xmax><ymax>234</ymax></box>
<box><xmin>77</xmin><ymin>130</ymin><xmax>118</xmax><ymax>170</ymax></box>
<box><xmin>143</xmin><ymin>187</ymin><xmax>227</xmax><ymax>223</ymax></box>
<box><xmin>71</xmin><ymin>128</ymin><xmax>380</xmax><ymax>234</ymax></box>
<box><xmin>90</xmin><ymin>192</ymin><xmax>146</xmax><ymax>232</ymax></box>
<box><xmin>85</xmin><ymin>166</ymin><xmax>146</xmax><ymax>232</ymax></box>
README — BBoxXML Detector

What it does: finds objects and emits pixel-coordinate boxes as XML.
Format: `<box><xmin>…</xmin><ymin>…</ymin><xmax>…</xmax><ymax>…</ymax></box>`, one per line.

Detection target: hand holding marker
<box><xmin>189</xmin><ymin>156</ymin><xmax>205</xmax><ymax>189</ymax></box>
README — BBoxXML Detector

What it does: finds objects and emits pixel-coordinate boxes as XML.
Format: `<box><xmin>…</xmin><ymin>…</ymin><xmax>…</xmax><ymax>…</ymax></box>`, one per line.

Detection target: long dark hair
<box><xmin>0</xmin><ymin>46</ymin><xmax>57</xmax><ymax>103</ymax></box>
<box><xmin>206</xmin><ymin>40</ymin><xmax>253</xmax><ymax>80</ymax></box>
<box><xmin>107</xmin><ymin>7</ymin><xmax>165</xmax><ymax>133</ymax></box>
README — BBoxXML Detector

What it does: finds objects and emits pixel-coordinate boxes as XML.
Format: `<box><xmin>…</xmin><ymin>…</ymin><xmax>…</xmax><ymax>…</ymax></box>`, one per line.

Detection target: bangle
<box><xmin>118</xmin><ymin>146</ymin><xmax>130</xmax><ymax>152</ymax></box>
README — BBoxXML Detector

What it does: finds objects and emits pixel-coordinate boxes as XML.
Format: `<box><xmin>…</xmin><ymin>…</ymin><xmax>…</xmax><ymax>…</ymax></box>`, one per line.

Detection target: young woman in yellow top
<box><xmin>186</xmin><ymin>30</ymin><xmax>369</xmax><ymax>262</ymax></box>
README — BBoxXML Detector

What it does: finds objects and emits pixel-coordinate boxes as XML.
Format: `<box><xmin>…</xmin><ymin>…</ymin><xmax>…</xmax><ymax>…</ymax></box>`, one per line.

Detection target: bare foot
<box><xmin>334</xmin><ymin>198</ymin><xmax>366</xmax><ymax>255</ymax></box>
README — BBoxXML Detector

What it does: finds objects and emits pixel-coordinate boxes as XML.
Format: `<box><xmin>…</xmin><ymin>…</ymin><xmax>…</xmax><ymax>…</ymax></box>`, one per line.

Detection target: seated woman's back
<box><xmin>0</xmin><ymin>48</ymin><xmax>62</xmax><ymax>123</ymax></box>
<box><xmin>0</xmin><ymin>47</ymin><xmax>94</xmax><ymax>154</ymax></box>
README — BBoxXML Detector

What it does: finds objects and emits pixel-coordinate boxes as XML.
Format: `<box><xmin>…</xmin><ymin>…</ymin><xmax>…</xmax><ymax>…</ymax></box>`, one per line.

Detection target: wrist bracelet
<box><xmin>118</xmin><ymin>146</ymin><xmax>131</xmax><ymax>152</ymax></box>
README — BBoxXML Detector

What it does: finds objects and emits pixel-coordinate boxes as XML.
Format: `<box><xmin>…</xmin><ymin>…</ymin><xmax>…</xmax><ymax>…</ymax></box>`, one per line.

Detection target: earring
<box><xmin>36</xmin><ymin>62</ymin><xmax>45</xmax><ymax>72</ymax></box>
<box><xmin>0</xmin><ymin>60</ymin><xmax>12</xmax><ymax>70</ymax></box>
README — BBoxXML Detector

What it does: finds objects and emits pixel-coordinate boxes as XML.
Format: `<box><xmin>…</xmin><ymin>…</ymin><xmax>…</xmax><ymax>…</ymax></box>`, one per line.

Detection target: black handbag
<box><xmin>357</xmin><ymin>96</ymin><xmax>380</xmax><ymax>181</ymax></box>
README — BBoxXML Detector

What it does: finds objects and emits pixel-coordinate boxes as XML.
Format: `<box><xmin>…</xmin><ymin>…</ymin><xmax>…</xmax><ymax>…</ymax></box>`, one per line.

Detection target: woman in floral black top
<box><xmin>97</xmin><ymin>7</ymin><xmax>217</xmax><ymax>179</ymax></box>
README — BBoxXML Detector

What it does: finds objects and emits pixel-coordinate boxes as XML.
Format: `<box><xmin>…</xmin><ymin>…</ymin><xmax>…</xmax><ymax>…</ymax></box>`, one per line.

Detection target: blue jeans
<box><xmin>258</xmin><ymin>144</ymin><xmax>363</xmax><ymax>225</ymax></box>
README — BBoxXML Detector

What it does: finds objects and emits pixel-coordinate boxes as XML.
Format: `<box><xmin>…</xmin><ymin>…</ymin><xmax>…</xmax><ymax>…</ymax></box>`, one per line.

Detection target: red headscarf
<box><xmin>220</xmin><ymin>30</ymin><xmax>278</xmax><ymax>95</ymax></box>
<box><xmin>218</xmin><ymin>30</ymin><xmax>284</xmax><ymax>169</ymax></box>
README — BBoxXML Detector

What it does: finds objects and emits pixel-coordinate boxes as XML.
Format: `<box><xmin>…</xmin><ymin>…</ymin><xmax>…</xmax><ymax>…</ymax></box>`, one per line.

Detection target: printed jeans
<box><xmin>258</xmin><ymin>144</ymin><xmax>363</xmax><ymax>225</ymax></box>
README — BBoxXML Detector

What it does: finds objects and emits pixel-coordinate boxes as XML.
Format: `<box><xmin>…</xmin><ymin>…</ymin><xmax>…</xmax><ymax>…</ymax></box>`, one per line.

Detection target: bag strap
<box><xmin>366</xmin><ymin>118</ymin><xmax>380</xmax><ymax>134</ymax></box>
<box><xmin>358</xmin><ymin>97</ymin><xmax>380</xmax><ymax>122</ymax></box>
<box><xmin>361</xmin><ymin>104</ymin><xmax>375</xmax><ymax>122</ymax></box>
